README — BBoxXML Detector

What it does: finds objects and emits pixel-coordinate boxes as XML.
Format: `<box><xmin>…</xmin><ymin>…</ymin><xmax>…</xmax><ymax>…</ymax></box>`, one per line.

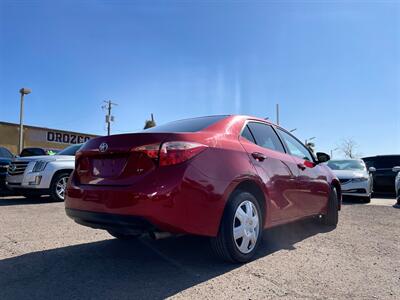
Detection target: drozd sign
<box><xmin>47</xmin><ymin>131</ymin><xmax>91</xmax><ymax>144</ymax></box>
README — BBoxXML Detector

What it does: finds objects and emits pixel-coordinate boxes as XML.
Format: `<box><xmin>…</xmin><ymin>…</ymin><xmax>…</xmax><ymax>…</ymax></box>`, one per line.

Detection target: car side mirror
<box><xmin>368</xmin><ymin>167</ymin><xmax>376</xmax><ymax>173</ymax></box>
<box><xmin>392</xmin><ymin>166</ymin><xmax>400</xmax><ymax>173</ymax></box>
<box><xmin>316</xmin><ymin>152</ymin><xmax>330</xmax><ymax>163</ymax></box>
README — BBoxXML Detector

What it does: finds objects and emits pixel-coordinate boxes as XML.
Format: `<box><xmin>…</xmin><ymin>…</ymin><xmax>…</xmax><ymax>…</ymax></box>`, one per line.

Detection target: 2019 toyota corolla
<box><xmin>65</xmin><ymin>115</ymin><xmax>341</xmax><ymax>262</ymax></box>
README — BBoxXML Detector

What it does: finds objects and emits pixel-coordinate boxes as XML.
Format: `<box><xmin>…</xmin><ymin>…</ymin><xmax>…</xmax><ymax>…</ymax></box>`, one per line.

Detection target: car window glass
<box><xmin>58</xmin><ymin>144</ymin><xmax>82</xmax><ymax>156</ymax></box>
<box><xmin>143</xmin><ymin>115</ymin><xmax>228</xmax><ymax>132</ymax></box>
<box><xmin>277</xmin><ymin>129</ymin><xmax>313</xmax><ymax>161</ymax></box>
<box><xmin>240</xmin><ymin>125</ymin><xmax>256</xmax><ymax>144</ymax></box>
<box><xmin>247</xmin><ymin>122</ymin><xmax>285</xmax><ymax>153</ymax></box>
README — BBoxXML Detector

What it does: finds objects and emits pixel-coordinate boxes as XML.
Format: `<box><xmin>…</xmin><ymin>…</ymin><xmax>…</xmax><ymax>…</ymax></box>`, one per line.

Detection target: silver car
<box><xmin>6</xmin><ymin>144</ymin><xmax>82</xmax><ymax>201</ymax></box>
<box><xmin>325</xmin><ymin>159</ymin><xmax>374</xmax><ymax>203</ymax></box>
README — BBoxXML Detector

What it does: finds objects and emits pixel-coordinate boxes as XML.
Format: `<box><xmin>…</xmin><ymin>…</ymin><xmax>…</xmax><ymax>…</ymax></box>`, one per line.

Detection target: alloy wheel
<box><xmin>55</xmin><ymin>176</ymin><xmax>68</xmax><ymax>200</ymax></box>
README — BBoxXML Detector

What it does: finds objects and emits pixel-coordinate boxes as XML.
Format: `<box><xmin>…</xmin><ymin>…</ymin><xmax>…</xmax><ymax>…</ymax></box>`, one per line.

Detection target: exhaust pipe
<box><xmin>149</xmin><ymin>231</ymin><xmax>173</xmax><ymax>240</ymax></box>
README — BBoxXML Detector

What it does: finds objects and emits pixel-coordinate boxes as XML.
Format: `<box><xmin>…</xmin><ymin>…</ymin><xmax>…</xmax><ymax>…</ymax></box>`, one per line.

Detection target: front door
<box><xmin>276</xmin><ymin>128</ymin><xmax>330</xmax><ymax>217</ymax></box>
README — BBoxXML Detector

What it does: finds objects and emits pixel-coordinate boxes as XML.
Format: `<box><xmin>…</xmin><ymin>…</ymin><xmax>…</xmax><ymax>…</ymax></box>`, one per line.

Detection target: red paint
<box><xmin>65</xmin><ymin>115</ymin><xmax>339</xmax><ymax>236</ymax></box>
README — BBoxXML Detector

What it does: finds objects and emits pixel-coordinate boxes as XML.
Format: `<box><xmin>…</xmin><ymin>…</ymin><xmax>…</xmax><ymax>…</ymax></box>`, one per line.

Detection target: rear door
<box><xmin>276</xmin><ymin>128</ymin><xmax>330</xmax><ymax>216</ymax></box>
<box><xmin>239</xmin><ymin>122</ymin><xmax>301</xmax><ymax>223</ymax></box>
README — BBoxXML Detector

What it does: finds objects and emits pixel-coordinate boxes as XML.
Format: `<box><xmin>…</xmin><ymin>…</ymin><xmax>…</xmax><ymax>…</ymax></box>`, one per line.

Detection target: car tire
<box><xmin>210</xmin><ymin>190</ymin><xmax>263</xmax><ymax>263</ymax></box>
<box><xmin>321</xmin><ymin>187</ymin><xmax>339</xmax><ymax>227</ymax></box>
<box><xmin>50</xmin><ymin>172</ymin><xmax>70</xmax><ymax>202</ymax></box>
<box><xmin>362</xmin><ymin>195</ymin><xmax>371</xmax><ymax>203</ymax></box>
<box><xmin>107</xmin><ymin>230</ymin><xmax>140</xmax><ymax>240</ymax></box>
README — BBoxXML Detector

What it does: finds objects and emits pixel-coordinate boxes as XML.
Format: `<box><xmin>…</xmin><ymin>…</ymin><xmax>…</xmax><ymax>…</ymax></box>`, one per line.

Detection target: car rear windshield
<box><xmin>143</xmin><ymin>115</ymin><xmax>228</xmax><ymax>133</ymax></box>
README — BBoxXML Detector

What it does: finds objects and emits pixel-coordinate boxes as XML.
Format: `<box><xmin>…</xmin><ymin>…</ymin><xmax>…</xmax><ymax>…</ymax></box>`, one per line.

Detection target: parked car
<box><xmin>65</xmin><ymin>115</ymin><xmax>341</xmax><ymax>263</ymax></box>
<box><xmin>393</xmin><ymin>166</ymin><xmax>400</xmax><ymax>205</ymax></box>
<box><xmin>0</xmin><ymin>146</ymin><xmax>14</xmax><ymax>192</ymax></box>
<box><xmin>20</xmin><ymin>147</ymin><xmax>60</xmax><ymax>157</ymax></box>
<box><xmin>6</xmin><ymin>144</ymin><xmax>82</xmax><ymax>201</ymax></box>
<box><xmin>362</xmin><ymin>155</ymin><xmax>400</xmax><ymax>194</ymax></box>
<box><xmin>325</xmin><ymin>159</ymin><xmax>374</xmax><ymax>203</ymax></box>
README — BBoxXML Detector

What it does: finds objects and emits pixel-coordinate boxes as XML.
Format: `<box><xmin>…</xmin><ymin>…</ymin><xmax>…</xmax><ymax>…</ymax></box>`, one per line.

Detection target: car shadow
<box><xmin>0</xmin><ymin>219</ymin><xmax>332</xmax><ymax>300</ymax></box>
<box><xmin>341</xmin><ymin>196</ymin><xmax>367</xmax><ymax>205</ymax></box>
<box><xmin>0</xmin><ymin>196</ymin><xmax>57</xmax><ymax>206</ymax></box>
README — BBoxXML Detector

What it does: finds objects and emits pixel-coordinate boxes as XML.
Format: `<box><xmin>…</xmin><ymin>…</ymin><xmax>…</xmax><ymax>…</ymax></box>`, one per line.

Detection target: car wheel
<box><xmin>362</xmin><ymin>195</ymin><xmax>371</xmax><ymax>203</ymax></box>
<box><xmin>50</xmin><ymin>172</ymin><xmax>70</xmax><ymax>201</ymax></box>
<box><xmin>210</xmin><ymin>190</ymin><xmax>262</xmax><ymax>263</ymax></box>
<box><xmin>321</xmin><ymin>187</ymin><xmax>339</xmax><ymax>227</ymax></box>
<box><xmin>107</xmin><ymin>230</ymin><xmax>140</xmax><ymax>240</ymax></box>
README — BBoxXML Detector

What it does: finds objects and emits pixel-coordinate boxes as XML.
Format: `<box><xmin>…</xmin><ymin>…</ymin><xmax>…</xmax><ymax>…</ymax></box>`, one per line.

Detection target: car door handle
<box><xmin>297</xmin><ymin>163</ymin><xmax>306</xmax><ymax>171</ymax></box>
<box><xmin>252</xmin><ymin>152</ymin><xmax>267</xmax><ymax>161</ymax></box>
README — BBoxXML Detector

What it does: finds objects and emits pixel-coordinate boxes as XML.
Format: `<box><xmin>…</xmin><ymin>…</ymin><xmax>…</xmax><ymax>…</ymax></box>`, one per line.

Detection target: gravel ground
<box><xmin>0</xmin><ymin>196</ymin><xmax>399</xmax><ymax>300</ymax></box>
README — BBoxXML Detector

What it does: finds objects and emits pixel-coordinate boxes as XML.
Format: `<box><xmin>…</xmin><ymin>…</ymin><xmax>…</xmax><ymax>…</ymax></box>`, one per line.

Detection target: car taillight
<box><xmin>159</xmin><ymin>142</ymin><xmax>207</xmax><ymax>166</ymax></box>
<box><xmin>132</xmin><ymin>142</ymin><xmax>207</xmax><ymax>166</ymax></box>
<box><xmin>132</xmin><ymin>143</ymin><xmax>161</xmax><ymax>159</ymax></box>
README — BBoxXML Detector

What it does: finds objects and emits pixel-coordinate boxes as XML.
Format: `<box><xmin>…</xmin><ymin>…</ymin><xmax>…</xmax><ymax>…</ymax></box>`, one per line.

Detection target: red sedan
<box><xmin>65</xmin><ymin>115</ymin><xmax>341</xmax><ymax>262</ymax></box>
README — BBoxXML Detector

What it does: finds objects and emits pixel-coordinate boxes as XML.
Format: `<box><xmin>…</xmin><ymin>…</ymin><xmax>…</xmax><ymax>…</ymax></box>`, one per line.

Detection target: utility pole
<box><xmin>102</xmin><ymin>100</ymin><xmax>117</xmax><ymax>136</ymax></box>
<box><xmin>18</xmin><ymin>88</ymin><xmax>31</xmax><ymax>154</ymax></box>
<box><xmin>276</xmin><ymin>103</ymin><xmax>280</xmax><ymax>125</ymax></box>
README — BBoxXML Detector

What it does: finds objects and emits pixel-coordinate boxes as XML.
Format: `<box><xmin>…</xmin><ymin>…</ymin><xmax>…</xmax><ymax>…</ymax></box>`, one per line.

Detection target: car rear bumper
<box><xmin>66</xmin><ymin>208</ymin><xmax>156</xmax><ymax>234</ymax></box>
<box><xmin>65</xmin><ymin>164</ymin><xmax>229</xmax><ymax>237</ymax></box>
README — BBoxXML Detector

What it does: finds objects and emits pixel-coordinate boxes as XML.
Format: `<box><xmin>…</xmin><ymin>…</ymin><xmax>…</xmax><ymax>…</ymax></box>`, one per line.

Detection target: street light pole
<box><xmin>276</xmin><ymin>103</ymin><xmax>280</xmax><ymax>125</ymax></box>
<box><xmin>18</xmin><ymin>88</ymin><xmax>31</xmax><ymax>154</ymax></box>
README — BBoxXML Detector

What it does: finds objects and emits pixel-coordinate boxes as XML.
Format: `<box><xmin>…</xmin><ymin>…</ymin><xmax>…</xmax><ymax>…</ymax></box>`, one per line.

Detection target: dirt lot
<box><xmin>0</xmin><ymin>196</ymin><xmax>399</xmax><ymax>300</ymax></box>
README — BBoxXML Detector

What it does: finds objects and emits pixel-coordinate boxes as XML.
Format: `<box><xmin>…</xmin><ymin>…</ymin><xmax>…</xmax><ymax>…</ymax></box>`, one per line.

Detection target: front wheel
<box><xmin>362</xmin><ymin>195</ymin><xmax>371</xmax><ymax>203</ymax></box>
<box><xmin>50</xmin><ymin>172</ymin><xmax>70</xmax><ymax>201</ymax></box>
<box><xmin>321</xmin><ymin>187</ymin><xmax>339</xmax><ymax>226</ymax></box>
<box><xmin>210</xmin><ymin>190</ymin><xmax>263</xmax><ymax>263</ymax></box>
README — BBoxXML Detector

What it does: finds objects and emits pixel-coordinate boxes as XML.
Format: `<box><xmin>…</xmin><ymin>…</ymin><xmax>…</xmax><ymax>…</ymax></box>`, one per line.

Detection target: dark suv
<box><xmin>0</xmin><ymin>147</ymin><xmax>14</xmax><ymax>191</ymax></box>
<box><xmin>362</xmin><ymin>155</ymin><xmax>400</xmax><ymax>194</ymax></box>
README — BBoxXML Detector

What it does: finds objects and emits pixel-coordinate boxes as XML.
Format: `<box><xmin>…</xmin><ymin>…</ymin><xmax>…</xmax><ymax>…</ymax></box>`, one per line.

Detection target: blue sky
<box><xmin>0</xmin><ymin>0</ymin><xmax>399</xmax><ymax>157</ymax></box>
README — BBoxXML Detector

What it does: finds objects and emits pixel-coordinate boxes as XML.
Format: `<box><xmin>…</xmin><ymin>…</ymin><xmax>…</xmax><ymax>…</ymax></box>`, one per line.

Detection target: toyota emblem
<box><xmin>99</xmin><ymin>142</ymin><xmax>108</xmax><ymax>152</ymax></box>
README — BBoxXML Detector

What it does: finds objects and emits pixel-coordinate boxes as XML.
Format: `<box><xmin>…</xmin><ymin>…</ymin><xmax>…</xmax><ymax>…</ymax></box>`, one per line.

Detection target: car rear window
<box><xmin>143</xmin><ymin>115</ymin><xmax>228</xmax><ymax>133</ymax></box>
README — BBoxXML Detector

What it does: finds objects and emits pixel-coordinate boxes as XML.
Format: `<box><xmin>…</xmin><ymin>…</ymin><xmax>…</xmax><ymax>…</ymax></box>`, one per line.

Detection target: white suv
<box><xmin>6</xmin><ymin>144</ymin><xmax>82</xmax><ymax>201</ymax></box>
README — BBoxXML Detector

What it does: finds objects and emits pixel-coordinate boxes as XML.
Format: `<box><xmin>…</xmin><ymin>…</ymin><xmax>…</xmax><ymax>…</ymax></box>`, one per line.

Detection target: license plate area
<box><xmin>92</xmin><ymin>156</ymin><xmax>128</xmax><ymax>178</ymax></box>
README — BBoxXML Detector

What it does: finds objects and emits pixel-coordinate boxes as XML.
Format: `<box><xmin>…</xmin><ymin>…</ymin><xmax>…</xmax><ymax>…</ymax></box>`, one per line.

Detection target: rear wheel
<box><xmin>321</xmin><ymin>187</ymin><xmax>339</xmax><ymax>226</ymax></box>
<box><xmin>50</xmin><ymin>172</ymin><xmax>70</xmax><ymax>201</ymax></box>
<box><xmin>210</xmin><ymin>190</ymin><xmax>262</xmax><ymax>263</ymax></box>
<box><xmin>107</xmin><ymin>230</ymin><xmax>140</xmax><ymax>240</ymax></box>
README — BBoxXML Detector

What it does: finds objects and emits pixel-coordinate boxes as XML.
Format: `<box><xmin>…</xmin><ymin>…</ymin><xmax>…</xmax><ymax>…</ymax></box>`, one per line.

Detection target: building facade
<box><xmin>0</xmin><ymin>121</ymin><xmax>99</xmax><ymax>155</ymax></box>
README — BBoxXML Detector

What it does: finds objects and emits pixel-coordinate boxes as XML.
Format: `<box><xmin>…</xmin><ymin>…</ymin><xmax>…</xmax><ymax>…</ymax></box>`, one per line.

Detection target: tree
<box><xmin>144</xmin><ymin>113</ymin><xmax>156</xmax><ymax>129</ymax></box>
<box><xmin>339</xmin><ymin>138</ymin><xmax>360</xmax><ymax>158</ymax></box>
